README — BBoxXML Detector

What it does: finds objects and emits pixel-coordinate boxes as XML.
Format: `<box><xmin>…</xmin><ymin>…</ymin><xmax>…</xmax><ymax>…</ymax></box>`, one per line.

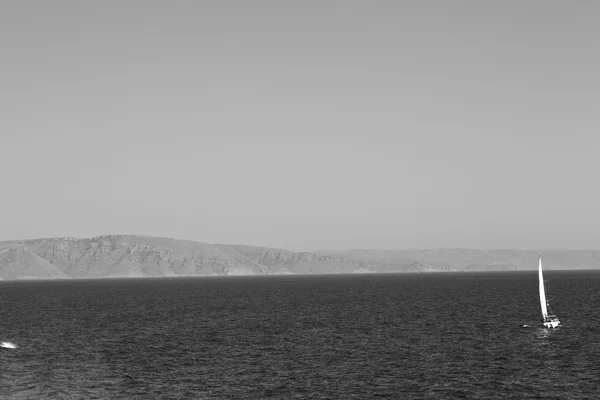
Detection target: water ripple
<box><xmin>0</xmin><ymin>272</ymin><xmax>599</xmax><ymax>398</ymax></box>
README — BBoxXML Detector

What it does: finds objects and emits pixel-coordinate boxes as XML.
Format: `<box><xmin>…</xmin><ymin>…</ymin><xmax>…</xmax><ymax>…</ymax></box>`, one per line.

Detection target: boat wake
<box><xmin>1</xmin><ymin>341</ymin><xmax>18</xmax><ymax>349</ymax></box>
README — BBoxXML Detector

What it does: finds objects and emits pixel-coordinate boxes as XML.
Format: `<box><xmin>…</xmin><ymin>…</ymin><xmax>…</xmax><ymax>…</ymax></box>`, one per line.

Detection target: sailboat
<box><xmin>539</xmin><ymin>256</ymin><xmax>560</xmax><ymax>328</ymax></box>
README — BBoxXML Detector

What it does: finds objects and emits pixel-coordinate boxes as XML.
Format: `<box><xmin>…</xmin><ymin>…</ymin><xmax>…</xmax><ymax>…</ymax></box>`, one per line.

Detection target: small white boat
<box><xmin>0</xmin><ymin>341</ymin><xmax>17</xmax><ymax>349</ymax></box>
<box><xmin>538</xmin><ymin>256</ymin><xmax>560</xmax><ymax>329</ymax></box>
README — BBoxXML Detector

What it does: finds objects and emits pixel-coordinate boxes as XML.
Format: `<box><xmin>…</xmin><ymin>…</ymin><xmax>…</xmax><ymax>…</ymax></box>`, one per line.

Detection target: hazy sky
<box><xmin>1</xmin><ymin>1</ymin><xmax>599</xmax><ymax>251</ymax></box>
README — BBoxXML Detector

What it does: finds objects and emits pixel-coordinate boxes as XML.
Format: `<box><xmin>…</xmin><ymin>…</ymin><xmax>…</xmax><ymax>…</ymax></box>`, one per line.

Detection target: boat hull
<box><xmin>543</xmin><ymin>320</ymin><xmax>560</xmax><ymax>329</ymax></box>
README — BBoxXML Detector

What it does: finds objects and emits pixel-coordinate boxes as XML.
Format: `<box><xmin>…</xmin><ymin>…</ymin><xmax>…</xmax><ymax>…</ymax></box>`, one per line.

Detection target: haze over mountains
<box><xmin>0</xmin><ymin>235</ymin><xmax>598</xmax><ymax>280</ymax></box>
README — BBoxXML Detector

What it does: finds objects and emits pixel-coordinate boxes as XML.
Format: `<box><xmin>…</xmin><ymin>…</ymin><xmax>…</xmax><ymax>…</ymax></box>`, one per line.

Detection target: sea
<box><xmin>0</xmin><ymin>271</ymin><xmax>599</xmax><ymax>399</ymax></box>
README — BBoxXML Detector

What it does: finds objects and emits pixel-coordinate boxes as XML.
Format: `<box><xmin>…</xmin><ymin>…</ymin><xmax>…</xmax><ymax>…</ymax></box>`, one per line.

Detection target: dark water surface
<box><xmin>1</xmin><ymin>271</ymin><xmax>599</xmax><ymax>399</ymax></box>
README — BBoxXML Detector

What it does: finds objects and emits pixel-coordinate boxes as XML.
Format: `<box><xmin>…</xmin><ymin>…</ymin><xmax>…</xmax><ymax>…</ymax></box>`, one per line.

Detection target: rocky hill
<box><xmin>0</xmin><ymin>235</ymin><xmax>370</xmax><ymax>280</ymax></box>
<box><xmin>0</xmin><ymin>235</ymin><xmax>599</xmax><ymax>280</ymax></box>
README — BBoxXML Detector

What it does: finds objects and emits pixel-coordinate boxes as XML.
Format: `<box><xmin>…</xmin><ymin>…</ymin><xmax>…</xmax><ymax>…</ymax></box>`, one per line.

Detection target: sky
<box><xmin>1</xmin><ymin>1</ymin><xmax>599</xmax><ymax>252</ymax></box>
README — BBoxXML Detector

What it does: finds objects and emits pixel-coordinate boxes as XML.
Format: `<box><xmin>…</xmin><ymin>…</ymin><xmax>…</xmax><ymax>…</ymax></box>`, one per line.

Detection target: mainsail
<box><xmin>538</xmin><ymin>256</ymin><xmax>547</xmax><ymax>319</ymax></box>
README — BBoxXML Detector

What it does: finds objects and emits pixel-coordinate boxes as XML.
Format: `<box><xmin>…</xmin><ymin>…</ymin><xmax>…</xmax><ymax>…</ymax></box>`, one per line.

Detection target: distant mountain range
<box><xmin>0</xmin><ymin>235</ymin><xmax>599</xmax><ymax>280</ymax></box>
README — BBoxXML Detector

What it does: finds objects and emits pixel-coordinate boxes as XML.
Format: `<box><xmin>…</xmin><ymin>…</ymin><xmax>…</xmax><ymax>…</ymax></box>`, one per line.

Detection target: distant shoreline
<box><xmin>1</xmin><ymin>235</ymin><xmax>599</xmax><ymax>280</ymax></box>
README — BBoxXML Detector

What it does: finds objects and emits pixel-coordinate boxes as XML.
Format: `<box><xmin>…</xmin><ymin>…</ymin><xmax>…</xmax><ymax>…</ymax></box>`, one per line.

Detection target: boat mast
<box><xmin>538</xmin><ymin>256</ymin><xmax>548</xmax><ymax>319</ymax></box>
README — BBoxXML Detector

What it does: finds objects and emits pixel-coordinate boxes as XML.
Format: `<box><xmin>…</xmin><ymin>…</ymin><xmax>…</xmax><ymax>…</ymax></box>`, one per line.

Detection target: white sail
<box><xmin>538</xmin><ymin>257</ymin><xmax>548</xmax><ymax>319</ymax></box>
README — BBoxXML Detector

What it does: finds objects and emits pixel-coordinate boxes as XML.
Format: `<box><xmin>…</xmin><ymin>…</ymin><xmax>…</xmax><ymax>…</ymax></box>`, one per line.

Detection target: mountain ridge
<box><xmin>0</xmin><ymin>235</ymin><xmax>599</xmax><ymax>280</ymax></box>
